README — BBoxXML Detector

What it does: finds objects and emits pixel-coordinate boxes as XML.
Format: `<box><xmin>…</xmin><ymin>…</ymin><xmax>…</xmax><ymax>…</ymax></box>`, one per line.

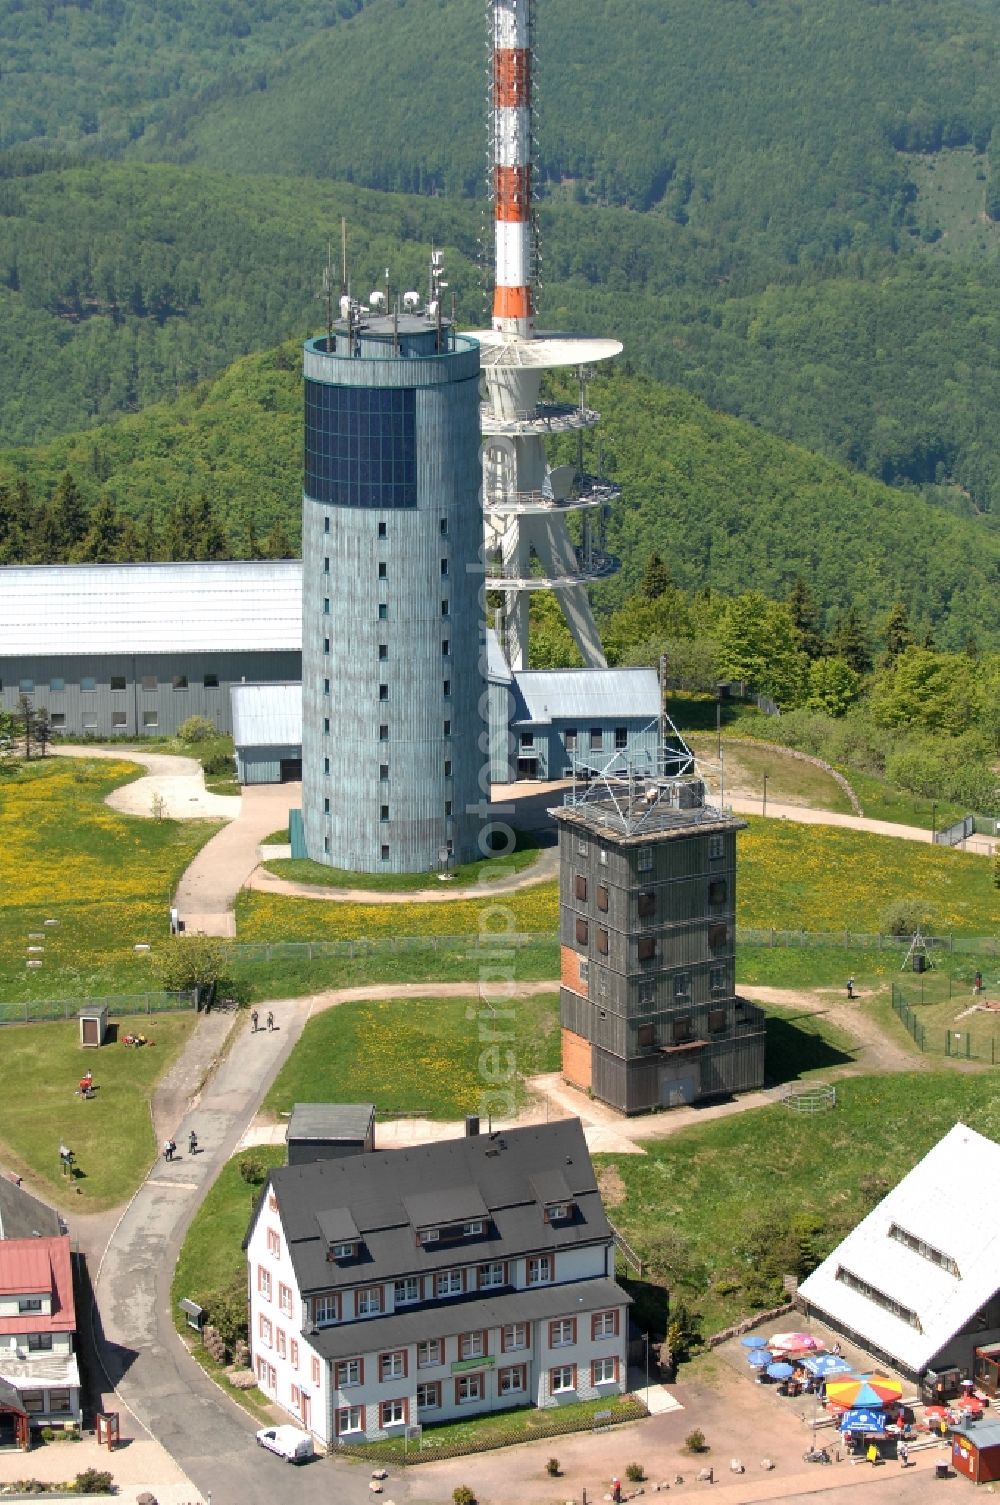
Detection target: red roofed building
<box><xmin>0</xmin><ymin>1234</ymin><xmax>81</xmax><ymax>1443</ymax></box>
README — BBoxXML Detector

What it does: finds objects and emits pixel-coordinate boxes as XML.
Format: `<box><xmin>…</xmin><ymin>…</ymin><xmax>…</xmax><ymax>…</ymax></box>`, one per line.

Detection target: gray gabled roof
<box><xmin>258</xmin><ymin>1120</ymin><xmax>611</xmax><ymax>1296</ymax></box>
<box><xmin>511</xmin><ymin>668</ymin><xmax>660</xmax><ymax>726</ymax></box>
<box><xmin>308</xmin><ymin>1276</ymin><xmax>628</xmax><ymax>1362</ymax></box>
<box><xmin>0</xmin><ymin>560</ymin><xmax>302</xmax><ymax>657</ymax></box>
<box><xmin>0</xmin><ymin>1180</ymin><xmax>63</xmax><ymax>1241</ymax></box>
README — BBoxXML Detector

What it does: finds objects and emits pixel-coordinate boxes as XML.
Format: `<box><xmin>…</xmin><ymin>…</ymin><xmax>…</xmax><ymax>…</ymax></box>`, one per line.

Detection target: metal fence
<box><xmin>935</xmin><ymin>815</ymin><xmax>976</xmax><ymax>847</ymax></box>
<box><xmin>0</xmin><ymin>990</ymin><xmax>197</xmax><ymax>1026</ymax></box>
<box><xmin>892</xmin><ymin>982</ymin><xmax>999</xmax><ymax>1064</ymax></box>
<box><xmin>230</xmin><ymin>934</ymin><xmax>556</xmax><ymax>963</ymax></box>
<box><xmin>735</xmin><ymin>927</ymin><xmax>976</xmax><ymax>953</ymax></box>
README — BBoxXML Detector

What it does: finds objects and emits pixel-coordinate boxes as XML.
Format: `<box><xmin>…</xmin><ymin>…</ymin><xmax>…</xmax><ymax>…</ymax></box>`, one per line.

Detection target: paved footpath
<box><xmin>92</xmin><ymin>997</ymin><xmax>388</xmax><ymax>1505</ymax></box>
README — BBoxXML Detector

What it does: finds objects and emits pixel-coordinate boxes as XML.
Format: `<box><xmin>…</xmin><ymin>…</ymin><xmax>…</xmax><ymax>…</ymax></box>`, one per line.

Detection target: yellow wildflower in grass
<box><xmin>0</xmin><ymin>760</ymin><xmax>221</xmax><ymax>999</ymax></box>
<box><xmin>737</xmin><ymin>817</ymin><xmax>998</xmax><ymax>936</ymax></box>
<box><xmin>236</xmin><ymin>882</ymin><xmax>559</xmax><ymax>943</ymax></box>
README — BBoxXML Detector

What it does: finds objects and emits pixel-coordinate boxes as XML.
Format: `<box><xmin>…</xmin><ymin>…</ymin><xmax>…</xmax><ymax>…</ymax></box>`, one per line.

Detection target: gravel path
<box><xmin>52</xmin><ymin>743</ymin><xmax>240</xmax><ymax>820</ymax></box>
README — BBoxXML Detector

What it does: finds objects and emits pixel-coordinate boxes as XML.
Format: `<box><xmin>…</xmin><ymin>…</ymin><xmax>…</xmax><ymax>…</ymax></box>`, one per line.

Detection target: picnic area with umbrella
<box><xmin>826</xmin><ymin>1374</ymin><xmax>903</xmax><ymax>1409</ymax></box>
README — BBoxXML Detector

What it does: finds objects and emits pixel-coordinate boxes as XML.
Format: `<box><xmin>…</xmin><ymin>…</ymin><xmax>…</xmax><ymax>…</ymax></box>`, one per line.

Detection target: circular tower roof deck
<box><xmin>466</xmin><ymin>331</ymin><xmax>623</xmax><ymax>370</ymax></box>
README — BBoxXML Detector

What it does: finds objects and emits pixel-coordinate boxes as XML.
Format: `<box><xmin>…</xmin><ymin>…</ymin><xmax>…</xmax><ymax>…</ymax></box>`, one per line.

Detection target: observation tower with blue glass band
<box><xmin>300</xmin><ymin>306</ymin><xmax>484</xmax><ymax>874</ymax></box>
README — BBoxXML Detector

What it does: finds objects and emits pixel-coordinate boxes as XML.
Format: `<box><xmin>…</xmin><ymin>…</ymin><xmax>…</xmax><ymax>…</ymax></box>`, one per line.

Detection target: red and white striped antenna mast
<box><xmin>490</xmin><ymin>0</ymin><xmax>535</xmax><ymax>337</ymax></box>
<box><xmin>472</xmin><ymin>1</ymin><xmax>624</xmax><ymax>671</ymax></box>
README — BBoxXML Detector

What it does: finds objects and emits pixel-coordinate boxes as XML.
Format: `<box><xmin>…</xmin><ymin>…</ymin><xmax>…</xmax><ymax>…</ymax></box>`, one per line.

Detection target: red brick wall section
<box><xmin>562</xmin><ymin>1029</ymin><xmax>592</xmax><ymax>1090</ymax></box>
<box><xmin>560</xmin><ymin>946</ymin><xmax>588</xmax><ymax>997</ymax></box>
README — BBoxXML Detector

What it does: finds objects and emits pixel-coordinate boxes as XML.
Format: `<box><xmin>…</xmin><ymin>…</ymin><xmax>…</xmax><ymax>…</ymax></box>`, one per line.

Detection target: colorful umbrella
<box><xmin>740</xmin><ymin>1335</ymin><xmax>770</xmax><ymax>1348</ymax></box>
<box><xmin>767</xmin><ymin>1361</ymin><xmax>795</xmax><ymax>1379</ymax></box>
<box><xmin>768</xmin><ymin>1332</ymin><xmax>824</xmax><ymax>1353</ymax></box>
<box><xmin>747</xmin><ymin>1349</ymin><xmax>771</xmax><ymax>1368</ymax></box>
<box><xmin>826</xmin><ymin>1375</ymin><xmax>903</xmax><ymax>1409</ymax></box>
<box><xmin>802</xmin><ymin>1353</ymin><xmax>854</xmax><ymax>1377</ymax></box>
<box><xmin>839</xmin><ymin>1407</ymin><xmax>889</xmax><ymax>1435</ymax></box>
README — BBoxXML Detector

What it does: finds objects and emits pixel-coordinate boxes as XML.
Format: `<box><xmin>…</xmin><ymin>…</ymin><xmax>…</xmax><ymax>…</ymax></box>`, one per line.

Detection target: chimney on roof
<box><xmin>465</xmin><ymin>1115</ymin><xmax>480</xmax><ymax>1137</ymax></box>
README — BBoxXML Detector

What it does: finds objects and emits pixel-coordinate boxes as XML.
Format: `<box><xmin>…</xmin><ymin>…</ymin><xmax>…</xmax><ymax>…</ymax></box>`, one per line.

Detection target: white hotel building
<box><xmin>244</xmin><ymin>1120</ymin><xmax>630</xmax><ymax>1445</ymax></box>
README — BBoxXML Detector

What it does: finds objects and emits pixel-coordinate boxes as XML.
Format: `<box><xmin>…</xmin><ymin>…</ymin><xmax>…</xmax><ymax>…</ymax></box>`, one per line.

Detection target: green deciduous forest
<box><xmin>3</xmin><ymin>0</ymin><xmax>1000</xmax><ymax>658</ymax></box>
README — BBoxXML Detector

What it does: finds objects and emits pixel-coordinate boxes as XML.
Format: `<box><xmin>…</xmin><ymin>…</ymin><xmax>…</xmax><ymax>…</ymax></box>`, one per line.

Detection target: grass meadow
<box><xmin>261</xmin><ymin>830</ymin><xmax>545</xmax><ymax>892</ymax></box>
<box><xmin>600</xmin><ymin>1070</ymin><xmax>1000</xmax><ymax>1338</ymax></box>
<box><xmin>264</xmin><ymin>993</ymin><xmax>562</xmax><ymax>1120</ymax></box>
<box><xmin>0</xmin><ymin>758</ymin><xmax>221</xmax><ymax>1003</ymax></box>
<box><xmin>0</xmin><ymin>1012</ymin><xmax>197</xmax><ymax>1206</ymax></box>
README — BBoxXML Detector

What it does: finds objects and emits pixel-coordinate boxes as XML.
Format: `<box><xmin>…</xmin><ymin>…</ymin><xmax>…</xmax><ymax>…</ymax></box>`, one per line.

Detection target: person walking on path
<box><xmin>188</xmin><ymin>1129</ymin><xmax>198</xmax><ymax>1156</ymax></box>
<box><xmin>898</xmin><ymin>1442</ymin><xmax>909</xmax><ymax>1468</ymax></box>
<box><xmin>163</xmin><ymin>1138</ymin><xmax>175</xmax><ymax>1163</ymax></box>
<box><xmin>250</xmin><ymin>1009</ymin><xmax>259</xmax><ymax>1033</ymax></box>
<box><xmin>266</xmin><ymin>1010</ymin><xmax>274</xmax><ymax>1031</ymax></box>
<box><xmin>975</xmin><ymin>970</ymin><xmax>983</xmax><ymax>996</ymax></box>
<box><xmin>847</xmin><ymin>976</ymin><xmax>856</xmax><ymax>1000</ymax></box>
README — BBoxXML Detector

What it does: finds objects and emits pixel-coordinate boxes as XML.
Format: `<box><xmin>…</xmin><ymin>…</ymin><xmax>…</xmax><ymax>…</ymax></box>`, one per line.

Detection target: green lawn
<box><xmin>171</xmin><ymin>1146</ymin><xmax>285</xmax><ymax>1423</ymax></box>
<box><xmin>760</xmin><ymin>1001</ymin><xmax>858</xmax><ymax>1086</ymax></box>
<box><xmin>261</xmin><ymin>830</ymin><xmax>545</xmax><ymax>892</ymax></box>
<box><xmin>0</xmin><ymin>758</ymin><xmax>222</xmax><ymax>1004</ymax></box>
<box><xmin>264</xmin><ymin>993</ymin><xmax>561</xmax><ymax>1120</ymax></box>
<box><xmin>599</xmin><ymin>1070</ymin><xmax>1000</xmax><ymax>1339</ymax></box>
<box><xmin>0</xmin><ymin>1012</ymin><xmax>197</xmax><ymax>1207</ymax></box>
<box><xmin>738</xmin><ymin>815</ymin><xmax>997</xmax><ymax>937</ymax></box>
<box><xmin>839</xmin><ymin>768</ymin><xmax>965</xmax><ymax>832</ymax></box>
<box><xmin>689</xmin><ymin>735</ymin><xmax>853</xmax><ymax>814</ymax></box>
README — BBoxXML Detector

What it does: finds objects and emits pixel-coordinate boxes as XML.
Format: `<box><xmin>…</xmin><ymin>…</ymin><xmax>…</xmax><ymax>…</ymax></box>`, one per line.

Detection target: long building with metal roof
<box><xmin>0</xmin><ymin>560</ymin><xmax>301</xmax><ymax>739</ymax></box>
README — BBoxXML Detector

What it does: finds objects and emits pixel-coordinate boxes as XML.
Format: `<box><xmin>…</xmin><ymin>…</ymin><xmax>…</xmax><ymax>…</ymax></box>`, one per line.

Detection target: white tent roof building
<box><xmin>798</xmin><ymin>1122</ymin><xmax>1000</xmax><ymax>1379</ymax></box>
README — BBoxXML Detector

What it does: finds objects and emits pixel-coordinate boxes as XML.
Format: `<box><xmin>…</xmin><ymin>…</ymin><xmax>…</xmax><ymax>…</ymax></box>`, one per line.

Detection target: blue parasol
<box><xmin>802</xmin><ymin>1353</ymin><xmax>854</xmax><ymax>1377</ymax></box>
<box><xmin>767</xmin><ymin>1361</ymin><xmax>795</xmax><ymax>1379</ymax></box>
<box><xmin>747</xmin><ymin>1349</ymin><xmax>771</xmax><ymax>1368</ymax></box>
<box><xmin>839</xmin><ymin>1407</ymin><xmax>889</xmax><ymax>1435</ymax></box>
<box><xmin>740</xmin><ymin>1335</ymin><xmax>769</xmax><ymax>1348</ymax></box>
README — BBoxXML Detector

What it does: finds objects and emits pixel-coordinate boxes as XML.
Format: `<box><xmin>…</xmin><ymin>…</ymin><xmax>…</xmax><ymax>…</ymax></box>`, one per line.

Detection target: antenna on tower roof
<box><xmin>340</xmin><ymin>216</ymin><xmax>348</xmax><ymax>298</ymax></box>
<box><xmin>322</xmin><ymin>241</ymin><xmax>335</xmax><ymax>353</ymax></box>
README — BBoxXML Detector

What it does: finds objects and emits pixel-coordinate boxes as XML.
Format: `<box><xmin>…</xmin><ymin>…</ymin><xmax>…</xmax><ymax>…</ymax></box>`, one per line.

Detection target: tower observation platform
<box><xmin>469</xmin><ymin>0</ymin><xmax>623</xmax><ymax>672</ymax></box>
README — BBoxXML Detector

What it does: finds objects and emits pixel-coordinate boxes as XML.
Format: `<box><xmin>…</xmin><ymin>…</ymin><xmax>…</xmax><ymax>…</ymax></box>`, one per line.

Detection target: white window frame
<box><xmin>314</xmin><ymin>1294</ymin><xmax>339</xmax><ymax>1326</ymax></box>
<box><xmin>380</xmin><ymin>1351</ymin><xmax>405</xmax><ymax>1381</ymax></box>
<box><xmin>527</xmin><ymin>1256</ymin><xmax>552</xmax><ymax>1285</ymax></box>
<box><xmin>550</xmin><ymin>1365</ymin><xmax>575</xmax><ymax>1394</ymax></box>
<box><xmin>356</xmin><ymin>1287</ymin><xmax>382</xmax><ymax>1317</ymax></box>
<box><xmin>416</xmin><ymin>1382</ymin><xmax>440</xmax><ymax>1411</ymax></box>
<box><xmin>500</xmin><ymin>1364</ymin><xmax>526</xmax><ymax>1394</ymax></box>
<box><xmin>417</xmin><ymin>1339</ymin><xmax>441</xmax><ymax>1369</ymax></box>
<box><xmin>464</xmin><ymin>1220</ymin><xmax>484</xmax><ymax>1236</ymax></box>
<box><xmin>258</xmin><ymin>1267</ymin><xmax>272</xmax><ymax>1301</ymax></box>
<box><xmin>503</xmin><ymin>1322</ymin><xmax>528</xmax><ymax>1351</ymax></box>
<box><xmin>435</xmin><ymin>1269</ymin><xmax>463</xmax><ymax>1298</ymax></box>
<box><xmin>336</xmin><ymin>1359</ymin><xmax>361</xmax><ymax>1388</ymax></box>
<box><xmin>593</xmin><ymin>1356</ymin><xmax>617</xmax><ymax>1385</ymax></box>
<box><xmin>593</xmin><ymin>1310</ymin><xmax>617</xmax><ymax>1339</ymax></box>
<box><xmin>381</xmin><ymin>1399</ymin><xmax>406</xmax><ymax>1427</ymax></box>
<box><xmin>550</xmin><ymin>1318</ymin><xmax>575</xmax><ymax>1348</ymax></box>
<box><xmin>332</xmin><ymin>1241</ymin><xmax>355</xmax><ymax>1259</ymax></box>
<box><xmin>394</xmin><ymin>1276</ymin><xmax>420</xmax><ymax>1306</ymax></box>
<box><xmin>459</xmin><ymin>1331</ymin><xmax>484</xmax><ymax>1360</ymax></box>
<box><xmin>457</xmin><ymin>1374</ymin><xmax>483</xmax><ymax>1405</ymax></box>
<box><xmin>337</xmin><ymin>1405</ymin><xmax>362</xmax><ymax>1436</ymax></box>
<box><xmin>279</xmin><ymin>1284</ymin><xmax>293</xmax><ymax>1318</ymax></box>
<box><xmin>478</xmin><ymin>1261</ymin><xmax>505</xmax><ymax>1289</ymax></box>
<box><xmin>258</xmin><ymin>1315</ymin><xmax>272</xmax><ymax>1349</ymax></box>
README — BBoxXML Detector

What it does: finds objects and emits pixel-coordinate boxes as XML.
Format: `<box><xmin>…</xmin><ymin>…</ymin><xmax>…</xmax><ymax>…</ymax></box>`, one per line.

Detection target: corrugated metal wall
<box><xmin>300</xmin><ymin>331</ymin><xmax>485</xmax><ymax>874</ymax></box>
<box><xmin>0</xmin><ymin>650</ymin><xmax>301</xmax><ymax>739</ymax></box>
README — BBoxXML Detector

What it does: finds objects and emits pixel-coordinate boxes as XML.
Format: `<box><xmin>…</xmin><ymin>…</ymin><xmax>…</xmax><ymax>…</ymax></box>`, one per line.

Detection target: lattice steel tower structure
<box><xmin>470</xmin><ymin>0</ymin><xmax>622</xmax><ymax>672</ymax></box>
<box><xmin>300</xmin><ymin>302</ymin><xmax>483</xmax><ymax>874</ymax></box>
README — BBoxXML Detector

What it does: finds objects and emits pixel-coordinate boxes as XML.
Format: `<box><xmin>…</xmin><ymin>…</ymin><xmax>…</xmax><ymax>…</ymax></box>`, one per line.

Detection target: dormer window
<box><xmin>421</xmin><ymin>1228</ymin><xmax>440</xmax><ymax>1245</ymax></box>
<box><xmin>332</xmin><ymin>1241</ymin><xmax>356</xmax><ymax>1261</ymax></box>
<box><xmin>464</xmin><ymin>1220</ymin><xmax>483</xmax><ymax>1237</ymax></box>
<box><xmin>317</xmin><ymin>1205</ymin><xmax>361</xmax><ymax>1261</ymax></box>
<box><xmin>546</xmin><ymin>1204</ymin><xmax>569</xmax><ymax>1222</ymax></box>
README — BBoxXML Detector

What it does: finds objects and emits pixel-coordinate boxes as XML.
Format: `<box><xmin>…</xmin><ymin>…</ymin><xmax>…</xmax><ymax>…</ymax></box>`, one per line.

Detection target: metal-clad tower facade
<box><xmin>468</xmin><ymin>0</ymin><xmax>623</xmax><ymax>672</ymax></box>
<box><xmin>301</xmin><ymin>315</ymin><xmax>483</xmax><ymax>873</ymax></box>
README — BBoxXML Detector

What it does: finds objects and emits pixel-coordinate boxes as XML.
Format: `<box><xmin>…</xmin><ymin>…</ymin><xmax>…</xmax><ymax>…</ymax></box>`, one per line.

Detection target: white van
<box><xmin>255</xmin><ymin>1425</ymin><xmax>315</xmax><ymax>1463</ymax></box>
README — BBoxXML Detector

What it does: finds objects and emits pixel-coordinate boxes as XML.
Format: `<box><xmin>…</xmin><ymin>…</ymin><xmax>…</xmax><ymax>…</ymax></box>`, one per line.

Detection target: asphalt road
<box><xmin>93</xmin><ymin>1002</ymin><xmax>406</xmax><ymax>1505</ymax></box>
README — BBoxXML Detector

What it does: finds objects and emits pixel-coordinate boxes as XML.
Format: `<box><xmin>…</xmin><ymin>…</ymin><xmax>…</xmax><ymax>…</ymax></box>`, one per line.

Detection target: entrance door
<box><xmin>517</xmin><ymin>758</ymin><xmax>537</xmax><ymax>780</ymax></box>
<box><xmin>280</xmin><ymin>759</ymin><xmax>302</xmax><ymax>783</ymax></box>
<box><xmin>82</xmin><ymin>1018</ymin><xmax>98</xmax><ymax>1045</ymax></box>
<box><xmin>660</xmin><ymin>1073</ymin><xmax>697</xmax><ymax>1109</ymax></box>
<box><xmin>300</xmin><ymin>1391</ymin><xmax>311</xmax><ymax>1431</ymax></box>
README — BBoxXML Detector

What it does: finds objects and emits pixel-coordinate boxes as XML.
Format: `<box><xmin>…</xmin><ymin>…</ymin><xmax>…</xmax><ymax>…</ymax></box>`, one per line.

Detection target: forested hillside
<box><xmin>4</xmin><ymin>160</ymin><xmax>1000</xmax><ymax>516</ymax></box>
<box><xmin>3</xmin><ymin>342</ymin><xmax>997</xmax><ymax>654</ymax></box>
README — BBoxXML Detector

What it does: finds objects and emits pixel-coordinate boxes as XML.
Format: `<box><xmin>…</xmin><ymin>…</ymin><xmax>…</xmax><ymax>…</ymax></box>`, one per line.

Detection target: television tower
<box><xmin>471</xmin><ymin>0</ymin><xmax>622</xmax><ymax>671</ymax></box>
